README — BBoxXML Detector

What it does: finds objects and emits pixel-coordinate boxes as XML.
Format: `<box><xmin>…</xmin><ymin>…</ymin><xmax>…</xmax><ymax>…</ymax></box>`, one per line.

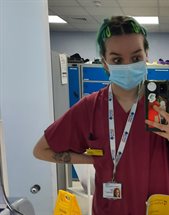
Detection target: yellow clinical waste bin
<box><xmin>53</xmin><ymin>190</ymin><xmax>82</xmax><ymax>215</ymax></box>
<box><xmin>146</xmin><ymin>194</ymin><xmax>169</xmax><ymax>215</ymax></box>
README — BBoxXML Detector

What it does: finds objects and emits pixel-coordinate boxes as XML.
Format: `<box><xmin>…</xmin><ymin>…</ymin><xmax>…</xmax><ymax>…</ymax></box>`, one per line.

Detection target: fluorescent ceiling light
<box><xmin>48</xmin><ymin>15</ymin><xmax>67</xmax><ymax>23</ymax></box>
<box><xmin>133</xmin><ymin>16</ymin><xmax>159</xmax><ymax>24</ymax></box>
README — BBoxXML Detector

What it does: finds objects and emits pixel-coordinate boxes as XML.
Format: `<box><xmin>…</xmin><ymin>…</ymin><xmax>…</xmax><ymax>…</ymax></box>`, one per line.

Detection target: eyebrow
<box><xmin>131</xmin><ymin>49</ymin><xmax>143</xmax><ymax>55</ymax></box>
<box><xmin>109</xmin><ymin>49</ymin><xmax>143</xmax><ymax>56</ymax></box>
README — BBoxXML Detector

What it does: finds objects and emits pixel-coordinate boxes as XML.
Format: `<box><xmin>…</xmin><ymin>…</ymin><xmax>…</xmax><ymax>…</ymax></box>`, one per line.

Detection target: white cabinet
<box><xmin>66</xmin><ymin>164</ymin><xmax>95</xmax><ymax>215</ymax></box>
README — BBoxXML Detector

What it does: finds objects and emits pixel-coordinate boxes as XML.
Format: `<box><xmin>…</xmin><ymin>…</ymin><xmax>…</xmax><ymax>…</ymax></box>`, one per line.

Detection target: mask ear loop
<box><xmin>138</xmin><ymin>81</ymin><xmax>144</xmax><ymax>100</ymax></box>
<box><xmin>138</xmin><ymin>70</ymin><xmax>147</xmax><ymax>99</ymax></box>
<box><xmin>101</xmin><ymin>56</ymin><xmax>110</xmax><ymax>76</ymax></box>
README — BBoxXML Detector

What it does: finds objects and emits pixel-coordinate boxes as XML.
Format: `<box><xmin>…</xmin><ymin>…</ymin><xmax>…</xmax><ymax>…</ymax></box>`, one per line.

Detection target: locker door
<box><xmin>68</xmin><ymin>65</ymin><xmax>81</xmax><ymax>107</ymax></box>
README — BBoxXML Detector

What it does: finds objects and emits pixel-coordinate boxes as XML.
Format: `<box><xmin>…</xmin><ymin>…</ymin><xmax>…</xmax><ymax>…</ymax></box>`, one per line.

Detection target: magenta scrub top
<box><xmin>45</xmin><ymin>85</ymin><xmax>169</xmax><ymax>215</ymax></box>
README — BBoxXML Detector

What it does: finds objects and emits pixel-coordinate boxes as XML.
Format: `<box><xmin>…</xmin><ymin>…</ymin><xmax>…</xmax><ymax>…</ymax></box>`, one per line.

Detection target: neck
<box><xmin>112</xmin><ymin>84</ymin><xmax>138</xmax><ymax>101</ymax></box>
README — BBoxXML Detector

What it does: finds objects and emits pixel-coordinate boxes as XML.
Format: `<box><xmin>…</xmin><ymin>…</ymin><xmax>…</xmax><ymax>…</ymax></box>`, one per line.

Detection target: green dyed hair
<box><xmin>97</xmin><ymin>16</ymin><xmax>149</xmax><ymax>57</ymax></box>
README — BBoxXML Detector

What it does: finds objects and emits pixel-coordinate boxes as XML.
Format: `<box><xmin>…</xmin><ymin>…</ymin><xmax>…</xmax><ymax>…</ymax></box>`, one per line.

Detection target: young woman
<box><xmin>33</xmin><ymin>16</ymin><xmax>169</xmax><ymax>215</ymax></box>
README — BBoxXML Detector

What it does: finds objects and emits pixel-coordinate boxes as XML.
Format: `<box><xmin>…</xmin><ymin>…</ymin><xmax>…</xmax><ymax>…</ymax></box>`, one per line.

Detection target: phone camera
<box><xmin>159</xmin><ymin>83</ymin><xmax>167</xmax><ymax>94</ymax></box>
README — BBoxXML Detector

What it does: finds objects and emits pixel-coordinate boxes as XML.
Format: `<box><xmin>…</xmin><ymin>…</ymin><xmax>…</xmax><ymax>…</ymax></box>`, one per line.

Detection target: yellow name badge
<box><xmin>85</xmin><ymin>148</ymin><xmax>104</xmax><ymax>156</ymax></box>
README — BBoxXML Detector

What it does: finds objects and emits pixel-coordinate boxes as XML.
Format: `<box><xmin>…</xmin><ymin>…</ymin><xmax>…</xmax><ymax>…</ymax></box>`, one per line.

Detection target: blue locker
<box><xmin>81</xmin><ymin>64</ymin><xmax>109</xmax><ymax>95</ymax></box>
<box><xmin>68</xmin><ymin>65</ymin><xmax>81</xmax><ymax>107</ymax></box>
<box><xmin>68</xmin><ymin>64</ymin><xmax>80</xmax><ymax>179</ymax></box>
<box><xmin>83</xmin><ymin>66</ymin><xmax>109</xmax><ymax>81</ymax></box>
<box><xmin>83</xmin><ymin>82</ymin><xmax>109</xmax><ymax>95</ymax></box>
<box><xmin>147</xmin><ymin>66</ymin><xmax>169</xmax><ymax>80</ymax></box>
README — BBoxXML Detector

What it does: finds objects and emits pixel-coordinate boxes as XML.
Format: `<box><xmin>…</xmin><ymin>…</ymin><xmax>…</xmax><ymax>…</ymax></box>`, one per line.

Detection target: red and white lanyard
<box><xmin>108</xmin><ymin>85</ymin><xmax>138</xmax><ymax>181</ymax></box>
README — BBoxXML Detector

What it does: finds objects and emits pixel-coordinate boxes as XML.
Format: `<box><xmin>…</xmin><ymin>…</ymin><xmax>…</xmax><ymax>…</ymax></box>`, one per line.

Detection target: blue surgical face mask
<box><xmin>106</xmin><ymin>61</ymin><xmax>147</xmax><ymax>90</ymax></box>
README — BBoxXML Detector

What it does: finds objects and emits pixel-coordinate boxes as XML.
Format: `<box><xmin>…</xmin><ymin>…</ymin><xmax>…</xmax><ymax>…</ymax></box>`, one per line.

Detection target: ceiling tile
<box><xmin>50</xmin><ymin>6</ymin><xmax>89</xmax><ymax>16</ymax></box>
<box><xmin>48</xmin><ymin>0</ymin><xmax>78</xmax><ymax>7</ymax></box>
<box><xmin>85</xmin><ymin>7</ymin><xmax>124</xmax><ymax>16</ymax></box>
<box><xmin>118</xmin><ymin>0</ymin><xmax>158</xmax><ymax>8</ymax></box>
<box><xmin>123</xmin><ymin>7</ymin><xmax>158</xmax><ymax>16</ymax></box>
<box><xmin>159</xmin><ymin>7</ymin><xmax>169</xmax><ymax>16</ymax></box>
<box><xmin>159</xmin><ymin>0</ymin><xmax>169</xmax><ymax>7</ymax></box>
<box><xmin>76</xmin><ymin>0</ymin><xmax>119</xmax><ymax>7</ymax></box>
<box><xmin>159</xmin><ymin>16</ymin><xmax>169</xmax><ymax>24</ymax></box>
<box><xmin>66</xmin><ymin>15</ymin><xmax>98</xmax><ymax>24</ymax></box>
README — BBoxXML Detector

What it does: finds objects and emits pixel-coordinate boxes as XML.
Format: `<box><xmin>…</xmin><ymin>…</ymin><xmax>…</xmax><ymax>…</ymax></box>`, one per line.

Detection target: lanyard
<box><xmin>108</xmin><ymin>85</ymin><xmax>138</xmax><ymax>181</ymax></box>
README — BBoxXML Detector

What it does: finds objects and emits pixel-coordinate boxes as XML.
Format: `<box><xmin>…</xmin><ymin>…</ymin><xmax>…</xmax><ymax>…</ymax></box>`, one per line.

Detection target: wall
<box><xmin>50</xmin><ymin>31</ymin><xmax>169</xmax><ymax>63</ymax></box>
<box><xmin>148</xmin><ymin>33</ymin><xmax>169</xmax><ymax>62</ymax></box>
<box><xmin>0</xmin><ymin>1</ymin><xmax>56</xmax><ymax>215</ymax></box>
<box><xmin>50</xmin><ymin>31</ymin><xmax>99</xmax><ymax>61</ymax></box>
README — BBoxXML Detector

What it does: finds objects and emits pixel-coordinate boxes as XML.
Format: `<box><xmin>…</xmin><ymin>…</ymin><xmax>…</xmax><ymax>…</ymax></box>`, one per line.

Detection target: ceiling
<box><xmin>48</xmin><ymin>0</ymin><xmax>169</xmax><ymax>33</ymax></box>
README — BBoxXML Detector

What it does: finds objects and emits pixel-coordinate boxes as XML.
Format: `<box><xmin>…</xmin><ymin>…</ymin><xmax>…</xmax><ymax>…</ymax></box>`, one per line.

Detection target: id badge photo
<box><xmin>103</xmin><ymin>182</ymin><xmax>122</xmax><ymax>200</ymax></box>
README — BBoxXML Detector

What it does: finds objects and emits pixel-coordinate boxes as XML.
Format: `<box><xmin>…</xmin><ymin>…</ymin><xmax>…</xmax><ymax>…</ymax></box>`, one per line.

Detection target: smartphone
<box><xmin>144</xmin><ymin>80</ymin><xmax>169</xmax><ymax>131</ymax></box>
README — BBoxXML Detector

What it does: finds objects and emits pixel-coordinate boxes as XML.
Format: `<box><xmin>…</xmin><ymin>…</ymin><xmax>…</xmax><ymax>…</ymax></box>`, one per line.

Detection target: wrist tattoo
<box><xmin>52</xmin><ymin>152</ymin><xmax>71</xmax><ymax>163</ymax></box>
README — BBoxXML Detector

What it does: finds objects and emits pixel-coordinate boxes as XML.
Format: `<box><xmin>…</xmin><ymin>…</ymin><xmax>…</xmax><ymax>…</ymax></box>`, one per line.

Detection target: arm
<box><xmin>33</xmin><ymin>135</ymin><xmax>94</xmax><ymax>164</ymax></box>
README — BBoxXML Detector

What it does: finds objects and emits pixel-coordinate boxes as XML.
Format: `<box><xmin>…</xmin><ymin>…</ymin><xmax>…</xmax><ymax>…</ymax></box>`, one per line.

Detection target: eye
<box><xmin>112</xmin><ymin>57</ymin><xmax>123</xmax><ymax>65</ymax></box>
<box><xmin>132</xmin><ymin>55</ymin><xmax>143</xmax><ymax>63</ymax></box>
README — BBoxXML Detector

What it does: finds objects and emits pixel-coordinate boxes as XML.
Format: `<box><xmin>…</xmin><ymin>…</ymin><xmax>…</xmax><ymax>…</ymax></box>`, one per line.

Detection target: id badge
<box><xmin>103</xmin><ymin>182</ymin><xmax>122</xmax><ymax>199</ymax></box>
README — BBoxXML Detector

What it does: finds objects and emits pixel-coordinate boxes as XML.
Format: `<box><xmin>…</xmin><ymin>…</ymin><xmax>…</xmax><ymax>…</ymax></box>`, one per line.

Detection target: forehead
<box><xmin>104</xmin><ymin>34</ymin><xmax>144</xmax><ymax>55</ymax></box>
